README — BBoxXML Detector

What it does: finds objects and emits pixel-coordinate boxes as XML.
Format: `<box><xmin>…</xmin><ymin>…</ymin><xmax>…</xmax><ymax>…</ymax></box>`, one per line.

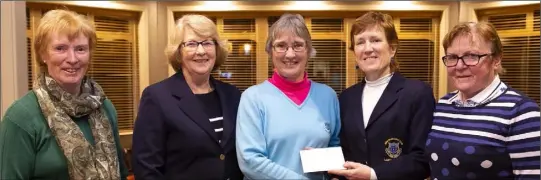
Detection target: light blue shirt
<box><xmin>236</xmin><ymin>80</ymin><xmax>341</xmax><ymax>180</ymax></box>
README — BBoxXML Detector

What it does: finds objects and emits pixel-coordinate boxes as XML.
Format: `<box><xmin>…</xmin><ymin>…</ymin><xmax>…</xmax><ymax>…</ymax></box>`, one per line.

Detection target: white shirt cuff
<box><xmin>370</xmin><ymin>168</ymin><xmax>377</xmax><ymax>180</ymax></box>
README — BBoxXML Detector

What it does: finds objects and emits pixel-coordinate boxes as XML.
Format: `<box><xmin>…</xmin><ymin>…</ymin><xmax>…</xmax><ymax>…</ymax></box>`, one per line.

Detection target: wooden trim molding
<box><xmin>1</xmin><ymin>1</ymin><xmax>28</xmax><ymax>118</ymax></box>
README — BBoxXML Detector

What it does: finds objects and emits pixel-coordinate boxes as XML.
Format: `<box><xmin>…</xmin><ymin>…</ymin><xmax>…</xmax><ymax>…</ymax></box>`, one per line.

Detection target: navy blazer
<box><xmin>132</xmin><ymin>73</ymin><xmax>243</xmax><ymax>180</ymax></box>
<box><xmin>338</xmin><ymin>73</ymin><xmax>435</xmax><ymax>180</ymax></box>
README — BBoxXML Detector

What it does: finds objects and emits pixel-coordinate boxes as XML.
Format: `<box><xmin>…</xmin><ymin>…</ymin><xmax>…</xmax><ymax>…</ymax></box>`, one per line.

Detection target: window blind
<box><xmin>310</xmin><ymin>39</ymin><xmax>347</xmax><ymax>94</ymax></box>
<box><xmin>478</xmin><ymin>4</ymin><xmax>540</xmax><ymax>104</ymax></box>
<box><xmin>309</xmin><ymin>18</ymin><xmax>347</xmax><ymax>94</ymax></box>
<box><xmin>395</xmin><ymin>39</ymin><xmax>436</xmax><ymax>90</ymax></box>
<box><xmin>215</xmin><ymin>39</ymin><xmax>257</xmax><ymax>91</ymax></box>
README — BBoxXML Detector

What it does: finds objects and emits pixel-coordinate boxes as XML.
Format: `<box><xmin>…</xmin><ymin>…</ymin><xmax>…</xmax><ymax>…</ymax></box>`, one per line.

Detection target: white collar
<box><xmin>365</xmin><ymin>73</ymin><xmax>393</xmax><ymax>87</ymax></box>
<box><xmin>449</xmin><ymin>75</ymin><xmax>505</xmax><ymax>106</ymax></box>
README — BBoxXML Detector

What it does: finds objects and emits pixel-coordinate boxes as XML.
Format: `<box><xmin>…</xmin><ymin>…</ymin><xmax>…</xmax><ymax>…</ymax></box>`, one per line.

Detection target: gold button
<box><xmin>220</xmin><ymin>154</ymin><xmax>225</xmax><ymax>160</ymax></box>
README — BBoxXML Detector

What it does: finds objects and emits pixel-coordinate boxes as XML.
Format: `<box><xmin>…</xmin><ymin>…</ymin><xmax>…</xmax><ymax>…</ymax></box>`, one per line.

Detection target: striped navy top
<box><xmin>195</xmin><ymin>90</ymin><xmax>224</xmax><ymax>143</ymax></box>
<box><xmin>426</xmin><ymin>81</ymin><xmax>540</xmax><ymax>180</ymax></box>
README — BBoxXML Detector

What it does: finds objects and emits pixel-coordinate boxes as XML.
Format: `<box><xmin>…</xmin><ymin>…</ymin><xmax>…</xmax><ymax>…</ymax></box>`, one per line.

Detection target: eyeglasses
<box><xmin>273</xmin><ymin>43</ymin><xmax>306</xmax><ymax>53</ymax></box>
<box><xmin>181</xmin><ymin>40</ymin><xmax>216</xmax><ymax>51</ymax></box>
<box><xmin>442</xmin><ymin>53</ymin><xmax>491</xmax><ymax>67</ymax></box>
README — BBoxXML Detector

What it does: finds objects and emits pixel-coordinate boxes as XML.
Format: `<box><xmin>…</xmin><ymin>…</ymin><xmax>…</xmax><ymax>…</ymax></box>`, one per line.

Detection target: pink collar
<box><xmin>268</xmin><ymin>70</ymin><xmax>311</xmax><ymax>105</ymax></box>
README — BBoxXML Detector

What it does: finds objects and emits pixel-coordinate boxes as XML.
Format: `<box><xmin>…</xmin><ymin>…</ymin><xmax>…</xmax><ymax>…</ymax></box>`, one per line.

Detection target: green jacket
<box><xmin>0</xmin><ymin>91</ymin><xmax>129</xmax><ymax>180</ymax></box>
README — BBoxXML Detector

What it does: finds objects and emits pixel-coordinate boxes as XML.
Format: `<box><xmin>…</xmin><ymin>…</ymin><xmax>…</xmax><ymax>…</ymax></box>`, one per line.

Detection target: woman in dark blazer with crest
<box><xmin>131</xmin><ymin>14</ymin><xmax>243</xmax><ymax>180</ymax></box>
<box><xmin>328</xmin><ymin>12</ymin><xmax>435</xmax><ymax>180</ymax></box>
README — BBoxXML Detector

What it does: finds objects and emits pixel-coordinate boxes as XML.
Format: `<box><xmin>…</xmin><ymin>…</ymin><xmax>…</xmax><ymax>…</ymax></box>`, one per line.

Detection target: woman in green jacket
<box><xmin>0</xmin><ymin>9</ymin><xmax>128</xmax><ymax>180</ymax></box>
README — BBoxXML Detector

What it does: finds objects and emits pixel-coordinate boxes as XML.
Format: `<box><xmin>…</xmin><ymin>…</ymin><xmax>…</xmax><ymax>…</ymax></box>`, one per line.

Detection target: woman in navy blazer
<box><xmin>328</xmin><ymin>12</ymin><xmax>435</xmax><ymax>180</ymax></box>
<box><xmin>131</xmin><ymin>14</ymin><xmax>243</xmax><ymax>180</ymax></box>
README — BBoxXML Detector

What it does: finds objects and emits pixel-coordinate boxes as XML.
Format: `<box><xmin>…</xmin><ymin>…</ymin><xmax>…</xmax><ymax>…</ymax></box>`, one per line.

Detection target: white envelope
<box><xmin>299</xmin><ymin>147</ymin><xmax>346</xmax><ymax>173</ymax></box>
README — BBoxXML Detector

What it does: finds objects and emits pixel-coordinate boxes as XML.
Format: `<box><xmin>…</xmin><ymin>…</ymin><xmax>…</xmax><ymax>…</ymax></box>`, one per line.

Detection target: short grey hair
<box><xmin>265</xmin><ymin>13</ymin><xmax>316</xmax><ymax>58</ymax></box>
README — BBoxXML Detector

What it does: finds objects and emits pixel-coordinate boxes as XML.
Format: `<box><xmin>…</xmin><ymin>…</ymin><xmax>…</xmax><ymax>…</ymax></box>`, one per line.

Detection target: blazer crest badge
<box><xmin>384</xmin><ymin>138</ymin><xmax>403</xmax><ymax>161</ymax></box>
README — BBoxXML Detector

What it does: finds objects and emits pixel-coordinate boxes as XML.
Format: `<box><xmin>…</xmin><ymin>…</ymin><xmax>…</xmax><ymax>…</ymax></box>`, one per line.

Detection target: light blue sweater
<box><xmin>236</xmin><ymin>80</ymin><xmax>341</xmax><ymax>180</ymax></box>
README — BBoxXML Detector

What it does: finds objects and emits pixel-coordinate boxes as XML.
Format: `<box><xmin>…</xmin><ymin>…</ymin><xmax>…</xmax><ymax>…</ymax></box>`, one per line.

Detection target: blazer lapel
<box><xmin>351</xmin><ymin>82</ymin><xmax>367</xmax><ymax>138</ymax></box>
<box><xmin>212</xmin><ymin>78</ymin><xmax>234</xmax><ymax>147</ymax></box>
<box><xmin>365</xmin><ymin>73</ymin><xmax>405</xmax><ymax>129</ymax></box>
<box><xmin>169</xmin><ymin>73</ymin><xmax>220</xmax><ymax>143</ymax></box>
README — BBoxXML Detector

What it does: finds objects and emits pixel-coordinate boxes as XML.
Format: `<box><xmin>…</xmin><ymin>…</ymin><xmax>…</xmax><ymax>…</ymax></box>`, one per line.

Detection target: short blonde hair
<box><xmin>165</xmin><ymin>14</ymin><xmax>228</xmax><ymax>73</ymax></box>
<box><xmin>443</xmin><ymin>22</ymin><xmax>505</xmax><ymax>74</ymax></box>
<box><xmin>33</xmin><ymin>9</ymin><xmax>96</xmax><ymax>74</ymax></box>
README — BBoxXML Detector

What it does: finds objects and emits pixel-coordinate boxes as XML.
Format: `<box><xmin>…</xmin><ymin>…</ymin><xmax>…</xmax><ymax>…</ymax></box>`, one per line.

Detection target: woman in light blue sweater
<box><xmin>235</xmin><ymin>13</ymin><xmax>341</xmax><ymax>180</ymax></box>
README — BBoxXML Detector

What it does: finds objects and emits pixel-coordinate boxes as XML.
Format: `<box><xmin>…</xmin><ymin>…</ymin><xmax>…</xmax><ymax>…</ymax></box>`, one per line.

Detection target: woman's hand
<box><xmin>328</xmin><ymin>161</ymin><xmax>372</xmax><ymax>180</ymax></box>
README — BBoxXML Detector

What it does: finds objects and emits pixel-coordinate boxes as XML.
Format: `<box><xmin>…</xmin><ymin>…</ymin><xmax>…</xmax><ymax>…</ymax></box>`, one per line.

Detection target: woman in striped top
<box><xmin>426</xmin><ymin>21</ymin><xmax>540</xmax><ymax>180</ymax></box>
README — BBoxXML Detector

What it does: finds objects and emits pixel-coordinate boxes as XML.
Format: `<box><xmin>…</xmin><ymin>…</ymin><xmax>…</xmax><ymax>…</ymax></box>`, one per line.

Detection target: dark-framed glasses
<box><xmin>273</xmin><ymin>43</ymin><xmax>306</xmax><ymax>53</ymax></box>
<box><xmin>181</xmin><ymin>40</ymin><xmax>216</xmax><ymax>51</ymax></box>
<box><xmin>442</xmin><ymin>53</ymin><xmax>491</xmax><ymax>67</ymax></box>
